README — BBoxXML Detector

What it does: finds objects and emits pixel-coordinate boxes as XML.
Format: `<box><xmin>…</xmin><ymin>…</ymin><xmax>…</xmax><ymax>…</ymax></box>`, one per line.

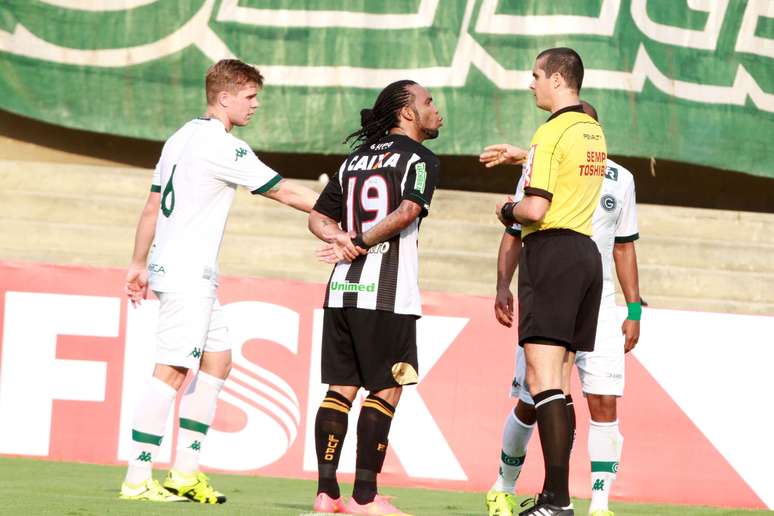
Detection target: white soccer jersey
<box><xmin>510</xmin><ymin>158</ymin><xmax>639</xmax><ymax>307</ymax></box>
<box><xmin>147</xmin><ymin>117</ymin><xmax>281</xmax><ymax>293</ymax></box>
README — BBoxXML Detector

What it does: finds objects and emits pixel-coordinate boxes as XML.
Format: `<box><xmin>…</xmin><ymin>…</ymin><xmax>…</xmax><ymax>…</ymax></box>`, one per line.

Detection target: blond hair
<box><xmin>205</xmin><ymin>59</ymin><xmax>264</xmax><ymax>105</ymax></box>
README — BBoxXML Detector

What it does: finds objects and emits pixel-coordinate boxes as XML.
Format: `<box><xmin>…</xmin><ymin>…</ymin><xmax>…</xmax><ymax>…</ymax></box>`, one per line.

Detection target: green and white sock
<box><xmin>125</xmin><ymin>376</ymin><xmax>177</xmax><ymax>485</ymax></box>
<box><xmin>491</xmin><ymin>408</ymin><xmax>534</xmax><ymax>493</ymax></box>
<box><xmin>173</xmin><ymin>372</ymin><xmax>225</xmax><ymax>474</ymax></box>
<box><xmin>588</xmin><ymin>419</ymin><xmax>624</xmax><ymax>512</ymax></box>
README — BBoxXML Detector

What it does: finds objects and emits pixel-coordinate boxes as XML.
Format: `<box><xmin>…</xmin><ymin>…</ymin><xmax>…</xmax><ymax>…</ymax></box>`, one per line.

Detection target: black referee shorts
<box><xmin>518</xmin><ymin>229</ymin><xmax>603</xmax><ymax>352</ymax></box>
<box><xmin>321</xmin><ymin>307</ymin><xmax>418</xmax><ymax>392</ymax></box>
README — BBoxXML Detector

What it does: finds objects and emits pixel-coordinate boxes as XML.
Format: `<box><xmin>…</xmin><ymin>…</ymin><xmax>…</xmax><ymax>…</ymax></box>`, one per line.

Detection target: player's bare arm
<box><xmin>613</xmin><ymin>241</ymin><xmax>641</xmax><ymax>352</ymax></box>
<box><xmin>479</xmin><ymin>143</ymin><xmax>529</xmax><ymax>168</ymax></box>
<box><xmin>496</xmin><ymin>195</ymin><xmax>550</xmax><ymax>227</ymax></box>
<box><xmin>495</xmin><ymin>231</ymin><xmax>521</xmax><ymax>328</ymax></box>
<box><xmin>262</xmin><ymin>178</ymin><xmax>318</xmax><ymax>213</ymax></box>
<box><xmin>308</xmin><ymin>209</ymin><xmax>361</xmax><ymax>263</ymax></box>
<box><xmin>358</xmin><ymin>199</ymin><xmax>422</xmax><ymax>248</ymax></box>
<box><xmin>125</xmin><ymin>191</ymin><xmax>160</xmax><ymax>307</ymax></box>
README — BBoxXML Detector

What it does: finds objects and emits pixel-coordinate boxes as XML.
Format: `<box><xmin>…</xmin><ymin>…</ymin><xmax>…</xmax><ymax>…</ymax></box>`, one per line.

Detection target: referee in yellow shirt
<box><xmin>494</xmin><ymin>48</ymin><xmax>605</xmax><ymax>516</ymax></box>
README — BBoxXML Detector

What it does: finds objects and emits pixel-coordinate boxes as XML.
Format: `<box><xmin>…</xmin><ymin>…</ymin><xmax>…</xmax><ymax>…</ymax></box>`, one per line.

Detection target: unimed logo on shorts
<box><xmin>329</xmin><ymin>281</ymin><xmax>376</xmax><ymax>293</ymax></box>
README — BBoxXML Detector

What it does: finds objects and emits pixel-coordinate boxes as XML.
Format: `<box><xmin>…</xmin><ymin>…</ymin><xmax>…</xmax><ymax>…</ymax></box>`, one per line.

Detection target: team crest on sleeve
<box><xmin>523</xmin><ymin>145</ymin><xmax>537</xmax><ymax>186</ymax></box>
<box><xmin>414</xmin><ymin>162</ymin><xmax>427</xmax><ymax>193</ymax></box>
<box><xmin>601</xmin><ymin>194</ymin><xmax>617</xmax><ymax>212</ymax></box>
<box><xmin>605</xmin><ymin>166</ymin><xmax>619</xmax><ymax>181</ymax></box>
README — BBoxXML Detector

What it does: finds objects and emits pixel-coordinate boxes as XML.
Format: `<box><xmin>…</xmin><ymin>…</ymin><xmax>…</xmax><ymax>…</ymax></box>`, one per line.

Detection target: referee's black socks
<box><xmin>353</xmin><ymin>394</ymin><xmax>395</xmax><ymax>505</ymax></box>
<box><xmin>534</xmin><ymin>388</ymin><xmax>572</xmax><ymax>507</ymax></box>
<box><xmin>314</xmin><ymin>390</ymin><xmax>352</xmax><ymax>498</ymax></box>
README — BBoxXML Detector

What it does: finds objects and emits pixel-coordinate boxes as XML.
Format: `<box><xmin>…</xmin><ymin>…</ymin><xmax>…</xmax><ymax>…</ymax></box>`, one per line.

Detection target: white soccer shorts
<box><xmin>510</xmin><ymin>305</ymin><xmax>624</xmax><ymax>403</ymax></box>
<box><xmin>154</xmin><ymin>292</ymin><xmax>230</xmax><ymax>370</ymax></box>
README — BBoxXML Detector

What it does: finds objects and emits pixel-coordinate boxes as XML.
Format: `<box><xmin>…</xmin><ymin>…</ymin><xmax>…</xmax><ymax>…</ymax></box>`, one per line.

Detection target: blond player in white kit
<box><xmin>482</xmin><ymin>102</ymin><xmax>641</xmax><ymax>516</ymax></box>
<box><xmin>120</xmin><ymin>59</ymin><xmax>317</xmax><ymax>503</ymax></box>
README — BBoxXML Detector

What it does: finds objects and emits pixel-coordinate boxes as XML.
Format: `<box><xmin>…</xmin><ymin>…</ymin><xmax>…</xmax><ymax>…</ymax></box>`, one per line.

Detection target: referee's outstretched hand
<box><xmin>479</xmin><ymin>144</ymin><xmax>528</xmax><ymax>168</ymax></box>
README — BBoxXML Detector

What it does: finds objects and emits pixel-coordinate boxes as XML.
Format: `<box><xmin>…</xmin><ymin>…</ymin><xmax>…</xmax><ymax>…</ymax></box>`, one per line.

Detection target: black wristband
<box><xmin>351</xmin><ymin>233</ymin><xmax>369</xmax><ymax>249</ymax></box>
<box><xmin>500</xmin><ymin>202</ymin><xmax>518</xmax><ymax>225</ymax></box>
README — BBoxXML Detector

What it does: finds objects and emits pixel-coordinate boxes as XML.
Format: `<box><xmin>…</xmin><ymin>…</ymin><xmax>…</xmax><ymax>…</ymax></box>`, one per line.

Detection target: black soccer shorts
<box><xmin>517</xmin><ymin>228</ymin><xmax>603</xmax><ymax>352</ymax></box>
<box><xmin>321</xmin><ymin>307</ymin><xmax>419</xmax><ymax>392</ymax></box>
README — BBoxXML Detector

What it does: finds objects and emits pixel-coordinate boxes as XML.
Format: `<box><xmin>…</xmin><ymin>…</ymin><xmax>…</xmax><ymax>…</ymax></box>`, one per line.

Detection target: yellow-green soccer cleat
<box><xmin>590</xmin><ymin>511</ymin><xmax>614</xmax><ymax>516</ymax></box>
<box><xmin>119</xmin><ymin>478</ymin><xmax>189</xmax><ymax>502</ymax></box>
<box><xmin>486</xmin><ymin>490</ymin><xmax>517</xmax><ymax>516</ymax></box>
<box><xmin>163</xmin><ymin>470</ymin><xmax>226</xmax><ymax>504</ymax></box>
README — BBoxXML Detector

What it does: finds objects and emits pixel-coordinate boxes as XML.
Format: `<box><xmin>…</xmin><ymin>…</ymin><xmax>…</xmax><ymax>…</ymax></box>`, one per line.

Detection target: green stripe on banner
<box><xmin>179</xmin><ymin>418</ymin><xmax>209</xmax><ymax>435</ymax></box>
<box><xmin>131</xmin><ymin>430</ymin><xmax>163</xmax><ymax>446</ymax></box>
<box><xmin>591</xmin><ymin>461</ymin><xmax>619</xmax><ymax>473</ymax></box>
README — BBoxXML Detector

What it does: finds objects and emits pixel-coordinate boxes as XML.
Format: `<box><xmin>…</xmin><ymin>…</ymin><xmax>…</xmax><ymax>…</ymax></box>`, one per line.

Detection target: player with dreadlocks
<box><xmin>307</xmin><ymin>80</ymin><xmax>443</xmax><ymax>515</ymax></box>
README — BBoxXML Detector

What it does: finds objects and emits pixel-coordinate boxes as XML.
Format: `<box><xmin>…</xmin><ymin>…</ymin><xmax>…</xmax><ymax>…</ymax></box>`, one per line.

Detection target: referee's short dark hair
<box><xmin>536</xmin><ymin>48</ymin><xmax>584</xmax><ymax>92</ymax></box>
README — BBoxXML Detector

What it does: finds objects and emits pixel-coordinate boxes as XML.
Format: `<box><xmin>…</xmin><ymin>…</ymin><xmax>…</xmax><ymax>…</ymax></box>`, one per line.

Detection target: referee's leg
<box><xmin>524</xmin><ymin>342</ymin><xmax>573</xmax><ymax>507</ymax></box>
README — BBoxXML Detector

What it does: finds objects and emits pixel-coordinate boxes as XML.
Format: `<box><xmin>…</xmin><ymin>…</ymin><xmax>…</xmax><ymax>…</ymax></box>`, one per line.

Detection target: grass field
<box><xmin>0</xmin><ymin>457</ymin><xmax>763</xmax><ymax>516</ymax></box>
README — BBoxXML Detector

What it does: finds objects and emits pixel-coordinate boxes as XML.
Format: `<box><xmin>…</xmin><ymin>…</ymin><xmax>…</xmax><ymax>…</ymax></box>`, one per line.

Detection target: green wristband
<box><xmin>627</xmin><ymin>302</ymin><xmax>642</xmax><ymax>321</ymax></box>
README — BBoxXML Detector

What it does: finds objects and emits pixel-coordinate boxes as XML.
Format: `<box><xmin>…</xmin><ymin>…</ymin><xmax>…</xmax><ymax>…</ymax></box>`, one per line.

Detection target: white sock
<box><xmin>588</xmin><ymin>420</ymin><xmax>624</xmax><ymax>513</ymax></box>
<box><xmin>125</xmin><ymin>376</ymin><xmax>177</xmax><ymax>485</ymax></box>
<box><xmin>172</xmin><ymin>372</ymin><xmax>225</xmax><ymax>474</ymax></box>
<box><xmin>491</xmin><ymin>409</ymin><xmax>535</xmax><ymax>493</ymax></box>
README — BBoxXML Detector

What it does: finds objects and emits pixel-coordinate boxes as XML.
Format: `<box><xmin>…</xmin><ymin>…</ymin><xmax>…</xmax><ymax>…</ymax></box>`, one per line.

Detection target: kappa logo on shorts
<box><xmin>235</xmin><ymin>147</ymin><xmax>248</xmax><ymax>161</ymax></box>
<box><xmin>187</xmin><ymin>347</ymin><xmax>202</xmax><ymax>359</ymax></box>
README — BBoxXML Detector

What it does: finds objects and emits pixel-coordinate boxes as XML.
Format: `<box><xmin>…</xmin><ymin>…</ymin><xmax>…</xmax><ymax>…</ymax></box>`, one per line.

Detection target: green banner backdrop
<box><xmin>0</xmin><ymin>1</ymin><xmax>772</xmax><ymax>177</ymax></box>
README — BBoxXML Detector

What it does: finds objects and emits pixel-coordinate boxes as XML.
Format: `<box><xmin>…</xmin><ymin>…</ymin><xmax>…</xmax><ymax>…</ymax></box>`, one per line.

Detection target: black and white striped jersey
<box><xmin>313</xmin><ymin>134</ymin><xmax>440</xmax><ymax>316</ymax></box>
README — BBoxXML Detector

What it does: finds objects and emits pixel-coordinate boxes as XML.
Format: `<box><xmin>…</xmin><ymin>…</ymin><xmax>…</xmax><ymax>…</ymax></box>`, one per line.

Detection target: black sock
<box><xmin>533</xmin><ymin>389</ymin><xmax>571</xmax><ymax>507</ymax></box>
<box><xmin>352</xmin><ymin>394</ymin><xmax>394</xmax><ymax>504</ymax></box>
<box><xmin>565</xmin><ymin>394</ymin><xmax>576</xmax><ymax>452</ymax></box>
<box><xmin>315</xmin><ymin>390</ymin><xmax>351</xmax><ymax>498</ymax></box>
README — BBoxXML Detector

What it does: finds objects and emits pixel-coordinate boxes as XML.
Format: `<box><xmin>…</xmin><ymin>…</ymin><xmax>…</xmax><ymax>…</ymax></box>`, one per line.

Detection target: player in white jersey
<box><xmin>481</xmin><ymin>102</ymin><xmax>641</xmax><ymax>516</ymax></box>
<box><xmin>307</xmin><ymin>80</ymin><xmax>442</xmax><ymax>516</ymax></box>
<box><xmin>121</xmin><ymin>59</ymin><xmax>318</xmax><ymax>504</ymax></box>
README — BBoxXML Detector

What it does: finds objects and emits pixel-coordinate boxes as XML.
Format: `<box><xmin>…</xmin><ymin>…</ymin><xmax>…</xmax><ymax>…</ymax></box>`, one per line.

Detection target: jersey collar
<box><xmin>547</xmin><ymin>104</ymin><xmax>584</xmax><ymax>122</ymax></box>
<box><xmin>195</xmin><ymin>116</ymin><xmax>227</xmax><ymax>132</ymax></box>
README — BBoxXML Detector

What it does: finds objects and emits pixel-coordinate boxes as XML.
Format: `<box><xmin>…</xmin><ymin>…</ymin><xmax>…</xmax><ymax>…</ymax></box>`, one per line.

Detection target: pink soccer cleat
<box><xmin>343</xmin><ymin>494</ymin><xmax>413</xmax><ymax>515</ymax></box>
<box><xmin>314</xmin><ymin>492</ymin><xmax>346</xmax><ymax>513</ymax></box>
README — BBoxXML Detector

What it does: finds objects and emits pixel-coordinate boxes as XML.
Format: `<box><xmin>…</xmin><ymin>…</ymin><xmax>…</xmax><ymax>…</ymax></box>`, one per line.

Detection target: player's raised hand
<box><xmin>494</xmin><ymin>287</ymin><xmax>514</xmax><ymax>327</ymax></box>
<box><xmin>125</xmin><ymin>264</ymin><xmax>148</xmax><ymax>308</ymax></box>
<box><xmin>479</xmin><ymin>144</ymin><xmax>529</xmax><ymax>168</ymax></box>
<box><xmin>622</xmin><ymin>319</ymin><xmax>640</xmax><ymax>353</ymax></box>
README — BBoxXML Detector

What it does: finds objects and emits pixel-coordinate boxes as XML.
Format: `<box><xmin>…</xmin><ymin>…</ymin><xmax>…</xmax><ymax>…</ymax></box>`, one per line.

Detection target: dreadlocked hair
<box><xmin>344</xmin><ymin>80</ymin><xmax>417</xmax><ymax>149</ymax></box>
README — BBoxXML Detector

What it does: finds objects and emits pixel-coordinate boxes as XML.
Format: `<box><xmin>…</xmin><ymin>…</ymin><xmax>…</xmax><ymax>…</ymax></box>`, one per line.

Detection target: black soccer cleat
<box><xmin>518</xmin><ymin>493</ymin><xmax>574</xmax><ymax>516</ymax></box>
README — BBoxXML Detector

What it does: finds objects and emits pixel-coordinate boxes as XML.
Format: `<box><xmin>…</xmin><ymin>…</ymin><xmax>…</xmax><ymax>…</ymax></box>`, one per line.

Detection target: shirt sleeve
<box><xmin>402</xmin><ymin>154</ymin><xmax>440</xmax><ymax>217</ymax></box>
<box><xmin>312</xmin><ymin>162</ymin><xmax>345</xmax><ymax>222</ymax></box>
<box><xmin>150</xmin><ymin>162</ymin><xmax>161</xmax><ymax>193</ymax></box>
<box><xmin>207</xmin><ymin>137</ymin><xmax>282</xmax><ymax>193</ymax></box>
<box><xmin>506</xmin><ymin>172</ymin><xmax>526</xmax><ymax>235</ymax></box>
<box><xmin>615</xmin><ymin>177</ymin><xmax>639</xmax><ymax>243</ymax></box>
<box><xmin>523</xmin><ymin>130</ymin><xmax>559</xmax><ymax>201</ymax></box>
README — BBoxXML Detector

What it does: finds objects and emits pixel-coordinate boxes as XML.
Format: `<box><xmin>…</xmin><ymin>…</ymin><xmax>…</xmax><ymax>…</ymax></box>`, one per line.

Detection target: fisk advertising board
<box><xmin>0</xmin><ymin>262</ymin><xmax>770</xmax><ymax>509</ymax></box>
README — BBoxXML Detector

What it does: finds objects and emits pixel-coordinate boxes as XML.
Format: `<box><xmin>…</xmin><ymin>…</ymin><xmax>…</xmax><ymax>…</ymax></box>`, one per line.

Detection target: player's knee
<box><xmin>587</xmin><ymin>394</ymin><xmax>617</xmax><ymax>422</ymax></box>
<box><xmin>328</xmin><ymin>385</ymin><xmax>359</xmax><ymax>403</ymax></box>
<box><xmin>153</xmin><ymin>364</ymin><xmax>188</xmax><ymax>391</ymax></box>
<box><xmin>371</xmin><ymin>386</ymin><xmax>402</xmax><ymax>407</ymax></box>
<box><xmin>525</xmin><ymin>368</ymin><xmax>560</xmax><ymax>395</ymax></box>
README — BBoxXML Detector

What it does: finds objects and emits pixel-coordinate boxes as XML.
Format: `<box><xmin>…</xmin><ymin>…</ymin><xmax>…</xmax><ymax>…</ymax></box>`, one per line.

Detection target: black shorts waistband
<box><xmin>522</xmin><ymin>228</ymin><xmax>590</xmax><ymax>243</ymax></box>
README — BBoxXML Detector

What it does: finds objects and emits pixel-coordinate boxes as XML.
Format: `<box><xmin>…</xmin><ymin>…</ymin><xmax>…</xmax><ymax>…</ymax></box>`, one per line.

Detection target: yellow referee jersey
<box><xmin>521</xmin><ymin>105</ymin><xmax>606</xmax><ymax>238</ymax></box>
